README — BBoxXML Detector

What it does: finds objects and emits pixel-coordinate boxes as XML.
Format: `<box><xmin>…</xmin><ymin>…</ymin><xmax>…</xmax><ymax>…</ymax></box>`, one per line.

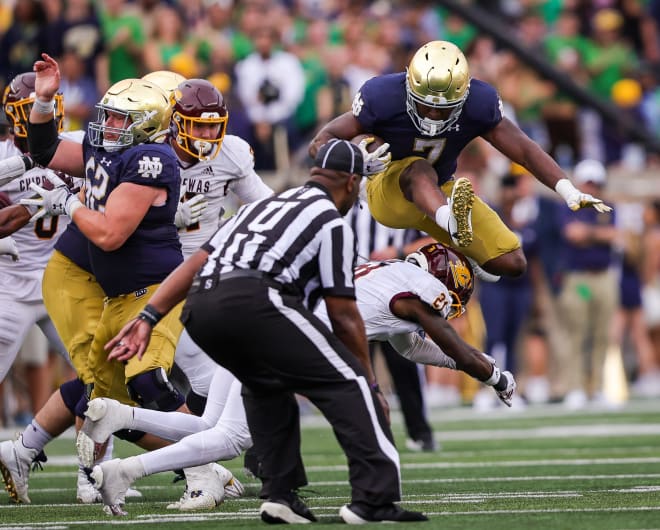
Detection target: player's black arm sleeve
<box><xmin>27</xmin><ymin>119</ymin><xmax>61</xmax><ymax>167</ymax></box>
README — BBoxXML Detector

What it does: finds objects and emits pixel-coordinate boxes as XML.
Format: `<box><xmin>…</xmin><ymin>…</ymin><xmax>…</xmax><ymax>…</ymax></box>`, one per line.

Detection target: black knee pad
<box><xmin>113</xmin><ymin>428</ymin><xmax>146</xmax><ymax>443</ymax></box>
<box><xmin>185</xmin><ymin>390</ymin><xmax>207</xmax><ymax>416</ymax></box>
<box><xmin>127</xmin><ymin>368</ymin><xmax>185</xmax><ymax>412</ymax></box>
<box><xmin>59</xmin><ymin>378</ymin><xmax>85</xmax><ymax>416</ymax></box>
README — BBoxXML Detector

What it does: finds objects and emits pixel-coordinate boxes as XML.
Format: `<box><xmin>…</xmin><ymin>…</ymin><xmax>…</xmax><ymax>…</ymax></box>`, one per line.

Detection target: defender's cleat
<box><xmin>0</xmin><ymin>435</ymin><xmax>44</xmax><ymax>504</ymax></box>
<box><xmin>171</xmin><ymin>463</ymin><xmax>227</xmax><ymax>511</ymax></box>
<box><xmin>76</xmin><ymin>430</ymin><xmax>98</xmax><ymax>470</ymax></box>
<box><xmin>339</xmin><ymin>502</ymin><xmax>428</xmax><ymax>524</ymax></box>
<box><xmin>260</xmin><ymin>492</ymin><xmax>317</xmax><ymax>524</ymax></box>
<box><xmin>82</xmin><ymin>398</ymin><xmax>132</xmax><ymax>444</ymax></box>
<box><xmin>214</xmin><ymin>463</ymin><xmax>244</xmax><ymax>499</ymax></box>
<box><xmin>77</xmin><ymin>467</ymin><xmax>102</xmax><ymax>503</ymax></box>
<box><xmin>447</xmin><ymin>177</ymin><xmax>474</xmax><ymax>248</ymax></box>
<box><xmin>90</xmin><ymin>459</ymin><xmax>134</xmax><ymax>513</ymax></box>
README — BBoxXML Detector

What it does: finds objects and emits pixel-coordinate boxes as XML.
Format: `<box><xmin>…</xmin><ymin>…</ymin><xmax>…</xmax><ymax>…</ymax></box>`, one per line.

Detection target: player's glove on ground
<box><xmin>175</xmin><ymin>192</ymin><xmax>208</xmax><ymax>228</ymax></box>
<box><xmin>0</xmin><ymin>236</ymin><xmax>20</xmax><ymax>261</ymax></box>
<box><xmin>555</xmin><ymin>178</ymin><xmax>612</xmax><ymax>213</ymax></box>
<box><xmin>357</xmin><ymin>137</ymin><xmax>392</xmax><ymax>176</ymax></box>
<box><xmin>21</xmin><ymin>172</ymin><xmax>82</xmax><ymax>221</ymax></box>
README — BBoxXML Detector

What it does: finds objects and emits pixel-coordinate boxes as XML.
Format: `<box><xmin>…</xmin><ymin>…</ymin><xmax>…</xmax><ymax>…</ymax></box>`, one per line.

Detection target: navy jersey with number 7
<box><xmin>352</xmin><ymin>73</ymin><xmax>503</xmax><ymax>185</ymax></box>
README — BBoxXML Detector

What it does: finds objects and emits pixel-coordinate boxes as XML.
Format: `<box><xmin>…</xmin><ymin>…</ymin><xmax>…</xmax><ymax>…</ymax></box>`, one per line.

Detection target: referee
<box><xmin>106</xmin><ymin>139</ymin><xmax>427</xmax><ymax>524</ymax></box>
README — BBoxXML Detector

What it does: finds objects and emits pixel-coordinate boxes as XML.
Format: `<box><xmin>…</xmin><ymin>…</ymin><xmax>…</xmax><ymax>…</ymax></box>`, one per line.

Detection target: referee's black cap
<box><xmin>314</xmin><ymin>139</ymin><xmax>364</xmax><ymax>175</ymax></box>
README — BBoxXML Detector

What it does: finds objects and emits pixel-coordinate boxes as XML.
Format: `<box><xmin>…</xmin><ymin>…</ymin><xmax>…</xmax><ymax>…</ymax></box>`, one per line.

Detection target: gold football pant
<box><xmin>42</xmin><ymin>250</ymin><xmax>105</xmax><ymax>384</ymax></box>
<box><xmin>88</xmin><ymin>284</ymin><xmax>184</xmax><ymax>404</ymax></box>
<box><xmin>366</xmin><ymin>157</ymin><xmax>520</xmax><ymax>264</ymax></box>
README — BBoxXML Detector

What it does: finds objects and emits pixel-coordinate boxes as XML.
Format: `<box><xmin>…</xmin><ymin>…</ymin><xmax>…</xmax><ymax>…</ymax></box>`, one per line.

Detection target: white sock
<box><xmin>121</xmin><ymin>455</ymin><xmax>147</xmax><ymax>482</ymax></box>
<box><xmin>435</xmin><ymin>205</ymin><xmax>450</xmax><ymax>229</ymax></box>
<box><xmin>132</xmin><ymin>407</ymin><xmax>211</xmax><ymax>442</ymax></box>
<box><xmin>21</xmin><ymin>420</ymin><xmax>52</xmax><ymax>451</ymax></box>
<box><xmin>138</xmin><ymin>425</ymin><xmax>246</xmax><ymax>476</ymax></box>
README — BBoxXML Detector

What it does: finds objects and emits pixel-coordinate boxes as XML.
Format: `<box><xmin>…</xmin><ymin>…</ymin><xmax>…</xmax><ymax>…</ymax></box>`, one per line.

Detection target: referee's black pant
<box><xmin>182</xmin><ymin>276</ymin><xmax>402</xmax><ymax>505</ymax></box>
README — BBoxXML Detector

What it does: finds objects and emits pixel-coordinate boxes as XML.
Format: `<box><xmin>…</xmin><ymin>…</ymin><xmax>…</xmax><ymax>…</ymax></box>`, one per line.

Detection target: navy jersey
<box><xmin>81</xmin><ymin>140</ymin><xmax>183</xmax><ymax>296</ymax></box>
<box><xmin>54</xmin><ymin>222</ymin><xmax>93</xmax><ymax>274</ymax></box>
<box><xmin>353</xmin><ymin>73</ymin><xmax>503</xmax><ymax>185</ymax></box>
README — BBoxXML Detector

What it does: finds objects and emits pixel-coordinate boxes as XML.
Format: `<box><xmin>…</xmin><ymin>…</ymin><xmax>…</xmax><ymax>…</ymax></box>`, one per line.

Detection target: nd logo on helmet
<box><xmin>449</xmin><ymin>260</ymin><xmax>472</xmax><ymax>289</ymax></box>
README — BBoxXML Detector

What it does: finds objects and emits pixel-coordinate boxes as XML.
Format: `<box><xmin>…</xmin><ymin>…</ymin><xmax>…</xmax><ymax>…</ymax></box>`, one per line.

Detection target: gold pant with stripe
<box><xmin>88</xmin><ymin>284</ymin><xmax>184</xmax><ymax>404</ymax></box>
<box><xmin>366</xmin><ymin>157</ymin><xmax>520</xmax><ymax>264</ymax></box>
<box><xmin>42</xmin><ymin>250</ymin><xmax>105</xmax><ymax>384</ymax></box>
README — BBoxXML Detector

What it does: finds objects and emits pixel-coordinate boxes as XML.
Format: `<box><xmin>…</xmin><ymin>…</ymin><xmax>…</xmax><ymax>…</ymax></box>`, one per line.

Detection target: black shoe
<box><xmin>405</xmin><ymin>435</ymin><xmax>438</xmax><ymax>452</ymax></box>
<box><xmin>260</xmin><ymin>492</ymin><xmax>317</xmax><ymax>524</ymax></box>
<box><xmin>340</xmin><ymin>502</ymin><xmax>428</xmax><ymax>523</ymax></box>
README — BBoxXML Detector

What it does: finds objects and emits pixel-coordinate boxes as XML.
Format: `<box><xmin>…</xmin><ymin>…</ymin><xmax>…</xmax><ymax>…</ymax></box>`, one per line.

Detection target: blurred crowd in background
<box><xmin>2</xmin><ymin>0</ymin><xmax>660</xmax><ymax>427</ymax></box>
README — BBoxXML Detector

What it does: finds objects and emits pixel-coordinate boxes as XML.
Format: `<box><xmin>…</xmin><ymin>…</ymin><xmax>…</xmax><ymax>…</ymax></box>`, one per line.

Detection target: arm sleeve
<box><xmin>388</xmin><ymin>332</ymin><xmax>457</xmax><ymax>369</ymax></box>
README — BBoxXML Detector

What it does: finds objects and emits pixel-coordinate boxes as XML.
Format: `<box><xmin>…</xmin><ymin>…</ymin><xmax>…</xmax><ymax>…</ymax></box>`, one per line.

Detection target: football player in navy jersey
<box><xmin>23</xmin><ymin>54</ymin><xmax>189</xmax><ymax>449</ymax></box>
<box><xmin>310</xmin><ymin>40</ymin><xmax>611</xmax><ymax>280</ymax></box>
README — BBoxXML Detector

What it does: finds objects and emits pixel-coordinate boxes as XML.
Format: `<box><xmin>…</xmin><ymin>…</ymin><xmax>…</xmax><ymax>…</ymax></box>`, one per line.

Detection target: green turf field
<box><xmin>1</xmin><ymin>399</ymin><xmax>659</xmax><ymax>529</ymax></box>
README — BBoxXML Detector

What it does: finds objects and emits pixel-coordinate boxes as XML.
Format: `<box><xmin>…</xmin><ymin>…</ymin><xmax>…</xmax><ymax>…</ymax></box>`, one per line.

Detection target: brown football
<box><xmin>350</xmin><ymin>134</ymin><xmax>385</xmax><ymax>153</ymax></box>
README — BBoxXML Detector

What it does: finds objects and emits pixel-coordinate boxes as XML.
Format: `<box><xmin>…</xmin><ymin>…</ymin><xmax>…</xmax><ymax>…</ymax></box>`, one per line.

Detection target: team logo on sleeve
<box><xmin>352</xmin><ymin>91</ymin><xmax>364</xmax><ymax>116</ymax></box>
<box><xmin>138</xmin><ymin>156</ymin><xmax>163</xmax><ymax>179</ymax></box>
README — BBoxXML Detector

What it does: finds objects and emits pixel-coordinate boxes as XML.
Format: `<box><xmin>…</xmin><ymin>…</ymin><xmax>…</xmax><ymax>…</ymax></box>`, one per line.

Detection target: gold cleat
<box><xmin>448</xmin><ymin>177</ymin><xmax>475</xmax><ymax>247</ymax></box>
<box><xmin>0</xmin><ymin>461</ymin><xmax>20</xmax><ymax>503</ymax></box>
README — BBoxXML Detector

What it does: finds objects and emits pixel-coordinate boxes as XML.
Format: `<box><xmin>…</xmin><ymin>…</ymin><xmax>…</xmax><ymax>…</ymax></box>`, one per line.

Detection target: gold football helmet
<box><xmin>2</xmin><ymin>72</ymin><xmax>64</xmax><ymax>138</ymax></box>
<box><xmin>142</xmin><ymin>70</ymin><xmax>187</xmax><ymax>97</ymax></box>
<box><xmin>405</xmin><ymin>40</ymin><xmax>470</xmax><ymax>136</ymax></box>
<box><xmin>405</xmin><ymin>242</ymin><xmax>474</xmax><ymax>319</ymax></box>
<box><xmin>88</xmin><ymin>78</ymin><xmax>172</xmax><ymax>149</ymax></box>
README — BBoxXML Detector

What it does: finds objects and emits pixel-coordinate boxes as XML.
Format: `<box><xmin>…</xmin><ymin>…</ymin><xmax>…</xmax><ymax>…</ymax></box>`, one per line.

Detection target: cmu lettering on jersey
<box><xmin>182</xmin><ymin>178</ymin><xmax>213</xmax><ymax>195</ymax></box>
<box><xmin>18</xmin><ymin>174</ymin><xmax>52</xmax><ymax>193</ymax></box>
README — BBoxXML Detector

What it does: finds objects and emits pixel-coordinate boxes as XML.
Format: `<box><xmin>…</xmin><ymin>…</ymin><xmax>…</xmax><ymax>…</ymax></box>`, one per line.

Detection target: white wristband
<box><xmin>32</xmin><ymin>98</ymin><xmax>55</xmax><ymax>114</ymax></box>
<box><xmin>554</xmin><ymin>178</ymin><xmax>578</xmax><ymax>201</ymax></box>
<box><xmin>67</xmin><ymin>197</ymin><xmax>83</xmax><ymax>218</ymax></box>
<box><xmin>484</xmin><ymin>365</ymin><xmax>501</xmax><ymax>386</ymax></box>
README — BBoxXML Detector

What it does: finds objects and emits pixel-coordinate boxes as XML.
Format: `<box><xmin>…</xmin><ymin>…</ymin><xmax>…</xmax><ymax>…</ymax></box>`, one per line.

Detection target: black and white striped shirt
<box><xmin>200</xmin><ymin>182</ymin><xmax>357</xmax><ymax>309</ymax></box>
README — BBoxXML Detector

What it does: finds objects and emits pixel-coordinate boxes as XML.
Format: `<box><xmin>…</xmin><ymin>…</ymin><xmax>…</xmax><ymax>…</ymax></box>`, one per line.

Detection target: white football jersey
<box><xmin>178</xmin><ymin>134</ymin><xmax>273</xmax><ymax>257</ymax></box>
<box><xmin>315</xmin><ymin>260</ymin><xmax>452</xmax><ymax>341</ymax></box>
<box><xmin>0</xmin><ymin>131</ymin><xmax>84</xmax><ymax>301</ymax></box>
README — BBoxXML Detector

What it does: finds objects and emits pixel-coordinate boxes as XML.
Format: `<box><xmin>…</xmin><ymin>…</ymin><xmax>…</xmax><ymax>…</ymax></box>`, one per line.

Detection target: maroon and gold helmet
<box><xmin>170</xmin><ymin>78</ymin><xmax>228</xmax><ymax>161</ymax></box>
<box><xmin>405</xmin><ymin>242</ymin><xmax>474</xmax><ymax>319</ymax></box>
<box><xmin>2</xmin><ymin>72</ymin><xmax>64</xmax><ymax>138</ymax></box>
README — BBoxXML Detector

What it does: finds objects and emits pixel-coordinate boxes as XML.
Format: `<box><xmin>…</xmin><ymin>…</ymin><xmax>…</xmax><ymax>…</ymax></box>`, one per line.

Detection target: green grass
<box><xmin>2</xmin><ymin>400</ymin><xmax>660</xmax><ymax>529</ymax></box>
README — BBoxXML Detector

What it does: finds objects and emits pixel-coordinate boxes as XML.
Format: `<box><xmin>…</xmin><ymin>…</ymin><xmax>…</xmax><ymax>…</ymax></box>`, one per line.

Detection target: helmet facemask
<box><xmin>405</xmin><ymin>243</ymin><xmax>474</xmax><ymax>319</ymax></box>
<box><xmin>405</xmin><ymin>76</ymin><xmax>469</xmax><ymax>136</ymax></box>
<box><xmin>171</xmin><ymin>110</ymin><xmax>228</xmax><ymax>161</ymax></box>
<box><xmin>169</xmin><ymin>79</ymin><xmax>229</xmax><ymax>162</ymax></box>
<box><xmin>88</xmin><ymin>79</ymin><xmax>171</xmax><ymax>150</ymax></box>
<box><xmin>2</xmin><ymin>72</ymin><xmax>64</xmax><ymax>139</ymax></box>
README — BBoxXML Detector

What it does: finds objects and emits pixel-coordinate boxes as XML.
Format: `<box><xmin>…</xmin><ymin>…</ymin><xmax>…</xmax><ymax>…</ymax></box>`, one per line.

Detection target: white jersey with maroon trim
<box><xmin>178</xmin><ymin>134</ymin><xmax>273</xmax><ymax>258</ymax></box>
<box><xmin>0</xmin><ymin>130</ymin><xmax>84</xmax><ymax>301</ymax></box>
<box><xmin>315</xmin><ymin>259</ymin><xmax>452</xmax><ymax>341</ymax></box>
<box><xmin>353</xmin><ymin>259</ymin><xmax>452</xmax><ymax>341</ymax></box>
